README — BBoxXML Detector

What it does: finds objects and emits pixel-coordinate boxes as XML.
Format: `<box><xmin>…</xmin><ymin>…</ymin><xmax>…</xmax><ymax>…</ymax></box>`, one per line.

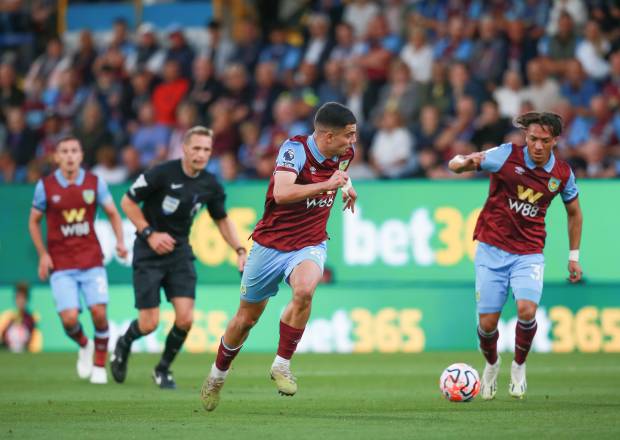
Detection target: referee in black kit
<box><xmin>111</xmin><ymin>126</ymin><xmax>247</xmax><ymax>389</ymax></box>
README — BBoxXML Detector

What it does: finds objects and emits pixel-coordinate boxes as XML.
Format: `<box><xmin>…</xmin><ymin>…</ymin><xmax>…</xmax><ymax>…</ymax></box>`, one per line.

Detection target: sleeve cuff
<box><xmin>275</xmin><ymin>166</ymin><xmax>299</xmax><ymax>175</ymax></box>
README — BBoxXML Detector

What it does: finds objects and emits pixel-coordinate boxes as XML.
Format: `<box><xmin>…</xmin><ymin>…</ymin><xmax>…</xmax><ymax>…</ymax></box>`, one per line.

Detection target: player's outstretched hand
<box><xmin>568</xmin><ymin>260</ymin><xmax>583</xmax><ymax>283</ymax></box>
<box><xmin>325</xmin><ymin>170</ymin><xmax>348</xmax><ymax>191</ymax></box>
<box><xmin>38</xmin><ymin>252</ymin><xmax>54</xmax><ymax>281</ymax></box>
<box><xmin>342</xmin><ymin>185</ymin><xmax>357</xmax><ymax>213</ymax></box>
<box><xmin>116</xmin><ymin>241</ymin><xmax>128</xmax><ymax>260</ymax></box>
<box><xmin>147</xmin><ymin>232</ymin><xmax>176</xmax><ymax>255</ymax></box>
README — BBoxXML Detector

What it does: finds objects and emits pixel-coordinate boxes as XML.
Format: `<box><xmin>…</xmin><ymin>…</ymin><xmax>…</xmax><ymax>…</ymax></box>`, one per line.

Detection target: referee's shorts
<box><xmin>132</xmin><ymin>256</ymin><xmax>197</xmax><ymax>309</ymax></box>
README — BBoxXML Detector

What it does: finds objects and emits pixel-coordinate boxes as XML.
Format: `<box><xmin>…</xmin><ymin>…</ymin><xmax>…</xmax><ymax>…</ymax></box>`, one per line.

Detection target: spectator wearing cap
<box><xmin>199</xmin><ymin>20</ymin><xmax>236</xmax><ymax>78</ymax></box>
<box><xmin>165</xmin><ymin>24</ymin><xmax>195</xmax><ymax>79</ymax></box>
<box><xmin>152</xmin><ymin>59</ymin><xmax>190</xmax><ymax>126</ymax></box>
<box><xmin>126</xmin><ymin>22</ymin><xmax>165</xmax><ymax>74</ymax></box>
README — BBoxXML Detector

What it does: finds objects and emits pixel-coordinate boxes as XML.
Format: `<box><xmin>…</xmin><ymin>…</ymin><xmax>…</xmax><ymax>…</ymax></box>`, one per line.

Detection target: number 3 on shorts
<box><xmin>530</xmin><ymin>264</ymin><xmax>544</xmax><ymax>281</ymax></box>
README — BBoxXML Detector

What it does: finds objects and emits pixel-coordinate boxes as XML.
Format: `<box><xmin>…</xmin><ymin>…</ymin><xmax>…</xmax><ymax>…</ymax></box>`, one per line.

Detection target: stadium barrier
<box><xmin>1</xmin><ymin>283</ymin><xmax>619</xmax><ymax>353</ymax></box>
<box><xmin>1</xmin><ymin>180</ymin><xmax>618</xmax><ymax>285</ymax></box>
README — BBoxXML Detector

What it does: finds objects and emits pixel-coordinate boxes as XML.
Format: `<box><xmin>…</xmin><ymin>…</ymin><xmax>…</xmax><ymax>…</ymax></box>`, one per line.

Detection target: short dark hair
<box><xmin>314</xmin><ymin>102</ymin><xmax>356</xmax><ymax>129</ymax></box>
<box><xmin>15</xmin><ymin>282</ymin><xmax>30</xmax><ymax>299</ymax></box>
<box><xmin>513</xmin><ymin>112</ymin><xmax>563</xmax><ymax>137</ymax></box>
<box><xmin>55</xmin><ymin>135</ymin><xmax>81</xmax><ymax>150</ymax></box>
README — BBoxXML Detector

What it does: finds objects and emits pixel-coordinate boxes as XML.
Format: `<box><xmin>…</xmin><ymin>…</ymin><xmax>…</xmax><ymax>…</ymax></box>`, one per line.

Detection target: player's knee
<box><xmin>292</xmin><ymin>286</ymin><xmax>315</xmax><ymax>307</ymax></box>
<box><xmin>140</xmin><ymin>316</ymin><xmax>159</xmax><ymax>334</ymax></box>
<box><xmin>478</xmin><ymin>316</ymin><xmax>499</xmax><ymax>333</ymax></box>
<box><xmin>60</xmin><ymin>311</ymin><xmax>79</xmax><ymax>329</ymax></box>
<box><xmin>517</xmin><ymin>302</ymin><xmax>537</xmax><ymax>321</ymax></box>
<box><xmin>174</xmin><ymin>316</ymin><xmax>193</xmax><ymax>331</ymax></box>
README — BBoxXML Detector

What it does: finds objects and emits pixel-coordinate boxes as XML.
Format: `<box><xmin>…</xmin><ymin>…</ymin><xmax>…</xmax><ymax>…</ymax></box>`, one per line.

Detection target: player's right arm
<box><xmin>448</xmin><ymin>143</ymin><xmax>513</xmax><ymax>174</ymax></box>
<box><xmin>28</xmin><ymin>180</ymin><xmax>53</xmax><ymax>280</ymax></box>
<box><xmin>273</xmin><ymin>170</ymin><xmax>348</xmax><ymax>204</ymax></box>
<box><xmin>122</xmin><ymin>168</ymin><xmax>175</xmax><ymax>255</ymax></box>
<box><xmin>272</xmin><ymin>139</ymin><xmax>347</xmax><ymax>204</ymax></box>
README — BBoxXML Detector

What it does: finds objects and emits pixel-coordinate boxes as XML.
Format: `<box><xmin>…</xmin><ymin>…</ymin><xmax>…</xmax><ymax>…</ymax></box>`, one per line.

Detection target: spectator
<box><xmin>469</xmin><ymin>16</ymin><xmax>507</xmax><ymax>87</ymax></box>
<box><xmin>560</xmin><ymin>59</ymin><xmax>599</xmax><ymax>114</ymax></box>
<box><xmin>576</xmin><ymin>20</ymin><xmax>611</xmax><ymax>80</ymax></box>
<box><xmin>433</xmin><ymin>16</ymin><xmax>474</xmax><ymax>64</ymax></box>
<box><xmin>603</xmin><ymin>51</ymin><xmax>620</xmax><ymax>111</ymax></box>
<box><xmin>126</xmin><ymin>22</ymin><xmax>165</xmax><ymax>74</ymax></box>
<box><xmin>72</xmin><ymin>30</ymin><xmax>98</xmax><ymax>85</ymax></box>
<box><xmin>91</xmin><ymin>144</ymin><xmax>127</xmax><ymax>184</ymax></box>
<box><xmin>0</xmin><ymin>63</ymin><xmax>25</xmax><ymax>121</ymax></box>
<box><xmin>329</xmin><ymin>22</ymin><xmax>359</xmax><ymax>67</ymax></box>
<box><xmin>420</xmin><ymin>62</ymin><xmax>452</xmax><ymax>116</ymax></box>
<box><xmin>435</xmin><ymin>95</ymin><xmax>477</xmax><ymax>157</ymax></box>
<box><xmin>318</xmin><ymin>59</ymin><xmax>345</xmax><ymax>105</ymax></box>
<box><xmin>447</xmin><ymin>62</ymin><xmax>487</xmax><ymax>112</ymax></box>
<box><xmin>165</xmin><ymin>24</ymin><xmax>195</xmax><ymax>79</ymax></box>
<box><xmin>219</xmin><ymin>63</ymin><xmax>252</xmax><ymax>124</ymax></box>
<box><xmin>343</xmin><ymin>0</ymin><xmax>380</xmax><ymax>39</ymax></box>
<box><xmin>546</xmin><ymin>0</ymin><xmax>587</xmax><ymax>36</ymax></box>
<box><xmin>24</xmin><ymin>36</ymin><xmax>69</xmax><ymax>94</ymax></box>
<box><xmin>129</xmin><ymin>101</ymin><xmax>170</xmax><ymax>168</ymax></box>
<box><xmin>412</xmin><ymin>105</ymin><xmax>444</xmax><ymax>151</ymax></box>
<box><xmin>300</xmin><ymin>13</ymin><xmax>333</xmax><ymax>69</ymax></box>
<box><xmin>494</xmin><ymin>69</ymin><xmax>525</xmax><ymax>118</ymax></box>
<box><xmin>187</xmin><ymin>57</ymin><xmax>222</xmax><ymax>125</ymax></box>
<box><xmin>199</xmin><ymin>20</ymin><xmax>236</xmax><ymax>78</ymax></box>
<box><xmin>400</xmin><ymin>27</ymin><xmax>433</xmax><ymax>83</ymax></box>
<box><xmin>75</xmin><ymin>99</ymin><xmax>114</xmax><ymax>167</ymax></box>
<box><xmin>108</xmin><ymin>17</ymin><xmax>135</xmax><ymax>60</ymax></box>
<box><xmin>471</xmin><ymin>99</ymin><xmax>512</xmax><ymax>150</ymax></box>
<box><xmin>579</xmin><ymin>139</ymin><xmax>617</xmax><ymax>177</ymax></box>
<box><xmin>4</xmin><ymin>106</ymin><xmax>39</xmax><ymax>169</ymax></box>
<box><xmin>152</xmin><ymin>59</ymin><xmax>190</xmax><ymax>126</ymax></box>
<box><xmin>208</xmin><ymin>100</ymin><xmax>240</xmax><ymax>181</ymax></box>
<box><xmin>369</xmin><ymin>109</ymin><xmax>416</xmax><ymax>178</ymax></box>
<box><xmin>258</xmin><ymin>24</ymin><xmax>302</xmax><ymax>79</ymax></box>
<box><xmin>251</xmin><ymin>61</ymin><xmax>285</xmax><ymax>128</ymax></box>
<box><xmin>342</xmin><ymin>64</ymin><xmax>373</xmax><ymax>128</ymax></box>
<box><xmin>540</xmin><ymin>11</ymin><xmax>579</xmax><ymax>77</ymax></box>
<box><xmin>566</xmin><ymin>95</ymin><xmax>616</xmax><ymax>148</ymax></box>
<box><xmin>371</xmin><ymin>59</ymin><xmax>421</xmax><ymax>125</ymax></box>
<box><xmin>505</xmin><ymin>19</ymin><xmax>538</xmax><ymax>81</ymax></box>
<box><xmin>521</xmin><ymin>58</ymin><xmax>561</xmax><ymax>112</ymax></box>
<box><xmin>0</xmin><ymin>282</ymin><xmax>36</xmax><ymax>353</ymax></box>
<box><xmin>167</xmin><ymin>101</ymin><xmax>198</xmax><ymax>160</ymax></box>
<box><xmin>231</xmin><ymin>18</ymin><xmax>262</xmax><ymax>75</ymax></box>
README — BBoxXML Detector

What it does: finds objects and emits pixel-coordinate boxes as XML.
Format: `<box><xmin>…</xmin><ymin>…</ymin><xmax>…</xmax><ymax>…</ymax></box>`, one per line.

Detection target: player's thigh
<box><xmin>240</xmin><ymin>242</ymin><xmax>287</xmax><ymax>303</ymax></box>
<box><xmin>50</xmin><ymin>270</ymin><xmax>81</xmax><ymax>313</ymax></box>
<box><xmin>133</xmin><ymin>259</ymin><xmax>166</xmax><ymax>309</ymax></box>
<box><xmin>474</xmin><ymin>243</ymin><xmax>510</xmax><ymax>314</ymax></box>
<box><xmin>162</xmin><ymin>257</ymin><xmax>197</xmax><ymax>302</ymax></box>
<box><xmin>77</xmin><ymin>267</ymin><xmax>109</xmax><ymax>308</ymax></box>
<box><xmin>510</xmin><ymin>253</ymin><xmax>545</xmax><ymax>306</ymax></box>
<box><xmin>284</xmin><ymin>242</ymin><xmax>327</xmax><ymax>295</ymax></box>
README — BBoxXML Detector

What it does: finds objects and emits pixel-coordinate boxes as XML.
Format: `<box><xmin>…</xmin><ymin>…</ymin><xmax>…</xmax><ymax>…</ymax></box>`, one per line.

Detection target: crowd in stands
<box><xmin>1</xmin><ymin>0</ymin><xmax>620</xmax><ymax>184</ymax></box>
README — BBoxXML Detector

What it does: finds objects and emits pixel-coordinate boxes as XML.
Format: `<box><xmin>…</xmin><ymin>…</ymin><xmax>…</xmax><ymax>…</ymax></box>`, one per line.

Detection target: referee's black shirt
<box><xmin>127</xmin><ymin>159</ymin><xmax>227</xmax><ymax>261</ymax></box>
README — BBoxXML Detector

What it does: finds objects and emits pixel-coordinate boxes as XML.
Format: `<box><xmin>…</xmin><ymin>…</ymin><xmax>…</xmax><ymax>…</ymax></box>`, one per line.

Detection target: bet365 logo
<box><xmin>61</xmin><ymin>208</ymin><xmax>90</xmax><ymax>236</ymax></box>
<box><xmin>509</xmin><ymin>185</ymin><xmax>543</xmax><ymax>217</ymax></box>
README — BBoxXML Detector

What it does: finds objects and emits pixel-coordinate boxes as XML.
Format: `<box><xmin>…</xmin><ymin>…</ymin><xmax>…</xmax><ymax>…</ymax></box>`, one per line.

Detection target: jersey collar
<box><xmin>523</xmin><ymin>146</ymin><xmax>555</xmax><ymax>173</ymax></box>
<box><xmin>55</xmin><ymin>168</ymin><xmax>85</xmax><ymax>188</ymax></box>
<box><xmin>308</xmin><ymin>133</ymin><xmax>338</xmax><ymax>163</ymax></box>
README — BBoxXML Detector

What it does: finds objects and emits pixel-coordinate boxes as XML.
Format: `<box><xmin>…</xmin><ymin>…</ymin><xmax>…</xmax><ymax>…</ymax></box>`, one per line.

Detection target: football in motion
<box><xmin>439</xmin><ymin>363</ymin><xmax>481</xmax><ymax>402</ymax></box>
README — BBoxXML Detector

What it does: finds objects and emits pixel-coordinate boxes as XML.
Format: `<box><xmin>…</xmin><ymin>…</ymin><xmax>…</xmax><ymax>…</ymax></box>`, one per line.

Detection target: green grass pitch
<box><xmin>1</xmin><ymin>352</ymin><xmax>619</xmax><ymax>439</ymax></box>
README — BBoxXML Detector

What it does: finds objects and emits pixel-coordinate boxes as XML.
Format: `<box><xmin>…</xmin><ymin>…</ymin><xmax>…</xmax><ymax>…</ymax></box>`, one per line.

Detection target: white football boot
<box><xmin>480</xmin><ymin>355</ymin><xmax>501</xmax><ymax>400</ymax></box>
<box><xmin>509</xmin><ymin>360</ymin><xmax>527</xmax><ymax>399</ymax></box>
<box><xmin>270</xmin><ymin>363</ymin><xmax>297</xmax><ymax>396</ymax></box>
<box><xmin>77</xmin><ymin>339</ymin><xmax>94</xmax><ymax>379</ymax></box>
<box><xmin>200</xmin><ymin>365</ymin><xmax>227</xmax><ymax>412</ymax></box>
<box><xmin>90</xmin><ymin>366</ymin><xmax>108</xmax><ymax>384</ymax></box>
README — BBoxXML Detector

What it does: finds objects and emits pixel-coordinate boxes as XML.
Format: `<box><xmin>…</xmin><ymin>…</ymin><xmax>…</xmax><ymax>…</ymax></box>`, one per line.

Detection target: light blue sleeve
<box><xmin>480</xmin><ymin>143</ymin><xmax>513</xmax><ymax>173</ymax></box>
<box><xmin>275</xmin><ymin>140</ymin><xmax>307</xmax><ymax>174</ymax></box>
<box><xmin>32</xmin><ymin>180</ymin><xmax>46</xmax><ymax>211</ymax></box>
<box><xmin>96</xmin><ymin>177</ymin><xmax>113</xmax><ymax>206</ymax></box>
<box><xmin>561</xmin><ymin>169</ymin><xmax>579</xmax><ymax>203</ymax></box>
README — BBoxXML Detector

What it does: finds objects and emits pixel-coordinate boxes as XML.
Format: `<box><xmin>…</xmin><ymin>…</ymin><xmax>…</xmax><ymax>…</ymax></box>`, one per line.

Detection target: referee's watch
<box><xmin>235</xmin><ymin>246</ymin><xmax>246</xmax><ymax>255</ymax></box>
<box><xmin>139</xmin><ymin>226</ymin><xmax>155</xmax><ymax>241</ymax></box>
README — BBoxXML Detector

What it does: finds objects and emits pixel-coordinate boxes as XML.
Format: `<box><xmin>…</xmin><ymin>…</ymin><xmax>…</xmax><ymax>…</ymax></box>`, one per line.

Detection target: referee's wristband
<box><xmin>235</xmin><ymin>246</ymin><xmax>247</xmax><ymax>255</ymax></box>
<box><xmin>569</xmin><ymin>250</ymin><xmax>580</xmax><ymax>262</ymax></box>
<box><xmin>139</xmin><ymin>226</ymin><xmax>154</xmax><ymax>241</ymax></box>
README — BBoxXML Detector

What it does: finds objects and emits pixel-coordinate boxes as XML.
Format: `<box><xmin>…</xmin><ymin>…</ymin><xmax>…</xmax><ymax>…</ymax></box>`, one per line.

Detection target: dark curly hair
<box><xmin>513</xmin><ymin>112</ymin><xmax>563</xmax><ymax>137</ymax></box>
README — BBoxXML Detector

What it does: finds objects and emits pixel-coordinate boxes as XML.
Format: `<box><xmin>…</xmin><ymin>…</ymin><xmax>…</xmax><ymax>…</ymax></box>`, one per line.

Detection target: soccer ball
<box><xmin>439</xmin><ymin>363</ymin><xmax>481</xmax><ymax>402</ymax></box>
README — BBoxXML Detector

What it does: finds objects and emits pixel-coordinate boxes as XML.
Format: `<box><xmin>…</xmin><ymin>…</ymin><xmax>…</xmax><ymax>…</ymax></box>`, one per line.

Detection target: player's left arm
<box><xmin>564</xmin><ymin>198</ymin><xmax>583</xmax><ymax>283</ymax></box>
<box><xmin>97</xmin><ymin>178</ymin><xmax>128</xmax><ymax>259</ymax></box>
<box><xmin>562</xmin><ymin>169</ymin><xmax>582</xmax><ymax>283</ymax></box>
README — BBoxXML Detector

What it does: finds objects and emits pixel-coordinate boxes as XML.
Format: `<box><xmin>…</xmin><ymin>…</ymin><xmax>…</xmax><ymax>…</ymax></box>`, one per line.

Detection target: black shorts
<box><xmin>132</xmin><ymin>256</ymin><xmax>197</xmax><ymax>309</ymax></box>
